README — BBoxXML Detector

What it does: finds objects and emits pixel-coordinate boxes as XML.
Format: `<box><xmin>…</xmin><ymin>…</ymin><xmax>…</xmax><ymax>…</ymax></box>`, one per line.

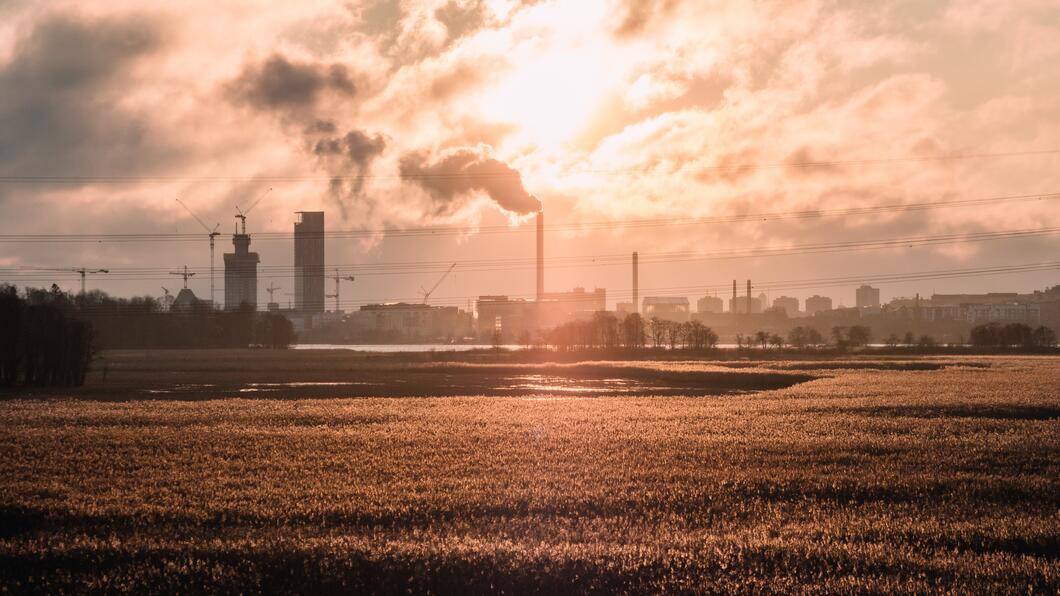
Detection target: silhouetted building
<box><xmin>294</xmin><ymin>211</ymin><xmax>325</xmax><ymax>313</ymax></box>
<box><xmin>171</xmin><ymin>288</ymin><xmax>200</xmax><ymax>314</ymax></box>
<box><xmin>643</xmin><ymin>296</ymin><xmax>690</xmax><ymax>323</ymax></box>
<box><xmin>476</xmin><ymin>296</ymin><xmax>534</xmax><ymax>341</ymax></box>
<box><xmin>805</xmin><ymin>295</ymin><xmax>833</xmax><ymax>316</ymax></box>
<box><xmin>772</xmin><ymin>296</ymin><xmax>799</xmax><ymax>317</ymax></box>
<box><xmin>856</xmin><ymin>285</ymin><xmax>880</xmax><ymax>309</ymax></box>
<box><xmin>224</xmin><ymin>233</ymin><xmax>259</xmax><ymax>310</ymax></box>
<box><xmin>729</xmin><ymin>295</ymin><xmax>762</xmax><ymax>314</ymax></box>
<box><xmin>349</xmin><ymin>303</ymin><xmax>472</xmax><ymax>341</ymax></box>
<box><xmin>697</xmin><ymin>295</ymin><xmax>724</xmax><ymax>314</ymax></box>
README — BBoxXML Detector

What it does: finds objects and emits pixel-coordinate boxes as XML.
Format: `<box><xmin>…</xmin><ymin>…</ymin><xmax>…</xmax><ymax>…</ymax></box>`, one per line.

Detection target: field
<box><xmin>1</xmin><ymin>351</ymin><xmax>1058</xmax><ymax>593</ymax></box>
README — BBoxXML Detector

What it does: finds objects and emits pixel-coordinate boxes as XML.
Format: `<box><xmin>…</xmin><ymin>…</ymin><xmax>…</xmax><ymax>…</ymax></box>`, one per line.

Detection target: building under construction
<box><xmin>294</xmin><ymin>211</ymin><xmax>325</xmax><ymax>313</ymax></box>
<box><xmin>224</xmin><ymin>231</ymin><xmax>259</xmax><ymax>310</ymax></box>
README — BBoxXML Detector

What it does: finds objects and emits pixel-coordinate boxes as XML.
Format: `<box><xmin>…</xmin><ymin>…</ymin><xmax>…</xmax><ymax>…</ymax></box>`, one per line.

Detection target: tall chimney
<box><xmin>747</xmin><ymin>280</ymin><xmax>752</xmax><ymax>314</ymax></box>
<box><xmin>732</xmin><ymin>280</ymin><xmax>737</xmax><ymax>313</ymax></box>
<box><xmin>632</xmin><ymin>252</ymin><xmax>639</xmax><ymax>314</ymax></box>
<box><xmin>536</xmin><ymin>210</ymin><xmax>544</xmax><ymax>302</ymax></box>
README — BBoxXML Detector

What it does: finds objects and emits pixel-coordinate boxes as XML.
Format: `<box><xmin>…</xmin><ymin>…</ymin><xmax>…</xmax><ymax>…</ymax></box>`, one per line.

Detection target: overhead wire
<box><xmin>1</xmin><ymin>191</ymin><xmax>1058</xmax><ymax>243</ymax></box>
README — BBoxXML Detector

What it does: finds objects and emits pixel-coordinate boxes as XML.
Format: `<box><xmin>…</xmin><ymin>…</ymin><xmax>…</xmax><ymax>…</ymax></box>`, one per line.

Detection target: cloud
<box><xmin>228</xmin><ymin>53</ymin><xmax>356</xmax><ymax>111</ymax></box>
<box><xmin>312</xmin><ymin>128</ymin><xmax>387</xmax><ymax>211</ymax></box>
<box><xmin>0</xmin><ymin>13</ymin><xmax>174</xmax><ymax>186</ymax></box>
<box><xmin>614</xmin><ymin>0</ymin><xmax>681</xmax><ymax>37</ymax></box>
<box><xmin>435</xmin><ymin>0</ymin><xmax>487</xmax><ymax>42</ymax></box>
<box><xmin>399</xmin><ymin>146</ymin><xmax>541</xmax><ymax>215</ymax></box>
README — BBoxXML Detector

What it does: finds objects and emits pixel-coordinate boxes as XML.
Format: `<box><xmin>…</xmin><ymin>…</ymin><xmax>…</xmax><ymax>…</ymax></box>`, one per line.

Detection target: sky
<box><xmin>1</xmin><ymin>0</ymin><xmax>1059</xmax><ymax>310</ymax></box>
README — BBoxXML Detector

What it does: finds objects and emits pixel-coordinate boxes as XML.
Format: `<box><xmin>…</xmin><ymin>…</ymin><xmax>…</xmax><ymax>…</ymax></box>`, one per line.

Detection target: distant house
<box><xmin>170</xmin><ymin>288</ymin><xmax>200</xmax><ymax>314</ymax></box>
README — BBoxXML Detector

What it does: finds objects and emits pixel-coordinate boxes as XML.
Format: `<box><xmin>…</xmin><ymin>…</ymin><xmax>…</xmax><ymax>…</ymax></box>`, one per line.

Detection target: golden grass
<box><xmin>1</xmin><ymin>356</ymin><xmax>1058</xmax><ymax>592</ymax></box>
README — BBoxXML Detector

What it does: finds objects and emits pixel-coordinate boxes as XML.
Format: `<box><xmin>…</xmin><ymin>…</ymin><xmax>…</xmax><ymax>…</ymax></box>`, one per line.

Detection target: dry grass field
<box><xmin>1</xmin><ymin>352</ymin><xmax>1058</xmax><ymax>593</ymax></box>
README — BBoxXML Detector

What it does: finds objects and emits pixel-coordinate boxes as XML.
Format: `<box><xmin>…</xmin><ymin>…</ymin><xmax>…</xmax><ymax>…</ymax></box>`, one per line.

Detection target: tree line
<box><xmin>534</xmin><ymin>313</ymin><xmax>1056</xmax><ymax>352</ymax></box>
<box><xmin>1</xmin><ymin>285</ymin><xmax>94</xmax><ymax>387</ymax></box>
<box><xmin>1</xmin><ymin>284</ymin><xmax>296</xmax><ymax>368</ymax></box>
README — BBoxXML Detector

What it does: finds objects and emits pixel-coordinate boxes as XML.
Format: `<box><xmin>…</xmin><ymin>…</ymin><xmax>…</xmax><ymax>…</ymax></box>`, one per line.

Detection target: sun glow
<box><xmin>478</xmin><ymin>45</ymin><xmax>616</xmax><ymax>149</ymax></box>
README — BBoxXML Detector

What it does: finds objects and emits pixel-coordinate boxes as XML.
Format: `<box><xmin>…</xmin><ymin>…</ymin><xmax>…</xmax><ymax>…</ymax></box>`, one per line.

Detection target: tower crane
<box><xmin>266</xmin><ymin>282</ymin><xmax>281</xmax><ymax>304</ymax></box>
<box><xmin>176</xmin><ymin>198</ymin><xmax>220</xmax><ymax>306</ymax></box>
<box><xmin>71</xmin><ymin>268</ymin><xmax>108</xmax><ymax>295</ymax></box>
<box><xmin>420</xmin><ymin>263</ymin><xmax>456</xmax><ymax>305</ymax></box>
<box><xmin>169</xmin><ymin>265</ymin><xmax>195</xmax><ymax>289</ymax></box>
<box><xmin>235</xmin><ymin>187</ymin><xmax>273</xmax><ymax>235</ymax></box>
<box><xmin>326</xmin><ymin>268</ymin><xmax>355</xmax><ymax>313</ymax></box>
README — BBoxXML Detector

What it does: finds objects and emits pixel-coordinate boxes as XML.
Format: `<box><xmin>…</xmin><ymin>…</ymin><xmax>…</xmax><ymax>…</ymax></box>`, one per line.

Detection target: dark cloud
<box><xmin>0</xmin><ymin>13</ymin><xmax>174</xmax><ymax>190</ymax></box>
<box><xmin>311</xmin><ymin>129</ymin><xmax>387</xmax><ymax>217</ymax></box>
<box><xmin>615</xmin><ymin>0</ymin><xmax>681</xmax><ymax>37</ymax></box>
<box><xmin>304</xmin><ymin>119</ymin><xmax>338</xmax><ymax>135</ymax></box>
<box><xmin>314</xmin><ymin>130</ymin><xmax>386</xmax><ymax>166</ymax></box>
<box><xmin>399</xmin><ymin>148</ymin><xmax>541</xmax><ymax>214</ymax></box>
<box><xmin>435</xmin><ymin>0</ymin><xmax>488</xmax><ymax>42</ymax></box>
<box><xmin>229</xmin><ymin>54</ymin><xmax>355</xmax><ymax>111</ymax></box>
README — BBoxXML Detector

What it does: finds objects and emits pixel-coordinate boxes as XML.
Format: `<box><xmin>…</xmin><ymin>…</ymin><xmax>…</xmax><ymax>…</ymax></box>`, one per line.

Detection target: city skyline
<box><xmin>1</xmin><ymin>1</ymin><xmax>1059</xmax><ymax>309</ymax></box>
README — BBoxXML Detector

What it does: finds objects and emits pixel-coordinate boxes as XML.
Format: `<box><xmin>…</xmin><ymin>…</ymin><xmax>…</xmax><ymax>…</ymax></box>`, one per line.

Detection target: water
<box><xmin>293</xmin><ymin>343</ymin><xmax>527</xmax><ymax>352</ymax></box>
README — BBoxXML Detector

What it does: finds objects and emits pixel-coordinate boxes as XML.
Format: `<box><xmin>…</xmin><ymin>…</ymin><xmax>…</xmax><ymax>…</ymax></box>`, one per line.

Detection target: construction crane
<box><xmin>235</xmin><ymin>187</ymin><xmax>273</xmax><ymax>235</ymax></box>
<box><xmin>176</xmin><ymin>198</ymin><xmax>220</xmax><ymax>306</ymax></box>
<box><xmin>420</xmin><ymin>263</ymin><xmax>456</xmax><ymax>305</ymax></box>
<box><xmin>265</xmin><ymin>282</ymin><xmax>281</xmax><ymax>304</ymax></box>
<box><xmin>169</xmin><ymin>265</ymin><xmax>195</xmax><ymax>289</ymax></box>
<box><xmin>326</xmin><ymin>268</ymin><xmax>355</xmax><ymax>313</ymax></box>
<box><xmin>71</xmin><ymin>268</ymin><xmax>108</xmax><ymax>295</ymax></box>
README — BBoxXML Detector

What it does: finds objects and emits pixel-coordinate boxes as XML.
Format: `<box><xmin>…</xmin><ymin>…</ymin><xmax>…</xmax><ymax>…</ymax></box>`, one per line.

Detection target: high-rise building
<box><xmin>224</xmin><ymin>232</ymin><xmax>259</xmax><ymax>310</ymax></box>
<box><xmin>294</xmin><ymin>211</ymin><xmax>325</xmax><ymax>312</ymax></box>
<box><xmin>805</xmin><ymin>295</ymin><xmax>833</xmax><ymax>316</ymax></box>
<box><xmin>772</xmin><ymin>296</ymin><xmax>799</xmax><ymax>317</ymax></box>
<box><xmin>856</xmin><ymin>284</ymin><xmax>881</xmax><ymax>308</ymax></box>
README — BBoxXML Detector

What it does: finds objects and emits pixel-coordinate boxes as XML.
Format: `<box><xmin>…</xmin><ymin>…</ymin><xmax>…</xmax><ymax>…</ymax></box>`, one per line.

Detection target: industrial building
<box><xmin>772</xmin><ymin>296</ymin><xmax>799</xmax><ymax>317</ymax></box>
<box><xmin>294</xmin><ymin>211</ymin><xmax>325</xmax><ymax>313</ymax></box>
<box><xmin>729</xmin><ymin>295</ymin><xmax>763</xmax><ymax>314</ymax></box>
<box><xmin>805</xmin><ymin>295</ymin><xmax>833</xmax><ymax>316</ymax></box>
<box><xmin>224</xmin><ymin>231</ymin><xmax>259</xmax><ymax>310</ymax></box>
<box><xmin>856</xmin><ymin>284</ymin><xmax>881</xmax><ymax>308</ymax></box>
<box><xmin>643</xmin><ymin>296</ymin><xmax>690</xmax><ymax>323</ymax></box>
<box><xmin>476</xmin><ymin>295</ymin><xmax>535</xmax><ymax>341</ymax></box>
<box><xmin>697</xmin><ymin>295</ymin><xmax>724</xmax><ymax>314</ymax></box>
<box><xmin>539</xmin><ymin>287</ymin><xmax>606</xmax><ymax>327</ymax></box>
<box><xmin>348</xmin><ymin>303</ymin><xmax>472</xmax><ymax>341</ymax></box>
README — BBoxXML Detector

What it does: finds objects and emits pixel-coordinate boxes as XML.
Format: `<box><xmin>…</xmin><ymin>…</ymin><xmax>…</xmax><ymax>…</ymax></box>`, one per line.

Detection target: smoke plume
<box><xmin>399</xmin><ymin>147</ymin><xmax>541</xmax><ymax>215</ymax></box>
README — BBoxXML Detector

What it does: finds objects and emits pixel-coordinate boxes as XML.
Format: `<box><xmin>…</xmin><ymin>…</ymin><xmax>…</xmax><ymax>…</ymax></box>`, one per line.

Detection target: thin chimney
<box><xmin>732</xmin><ymin>280</ymin><xmax>737</xmax><ymax>313</ymax></box>
<box><xmin>632</xmin><ymin>252</ymin><xmax>639</xmax><ymax>314</ymax></box>
<box><xmin>747</xmin><ymin>279</ymin><xmax>752</xmax><ymax>314</ymax></box>
<box><xmin>536</xmin><ymin>210</ymin><xmax>544</xmax><ymax>302</ymax></box>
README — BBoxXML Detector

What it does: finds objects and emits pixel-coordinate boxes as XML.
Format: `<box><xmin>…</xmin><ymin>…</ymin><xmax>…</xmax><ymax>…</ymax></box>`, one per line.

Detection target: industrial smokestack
<box><xmin>747</xmin><ymin>280</ymin><xmax>752</xmax><ymax>314</ymax></box>
<box><xmin>536</xmin><ymin>210</ymin><xmax>544</xmax><ymax>301</ymax></box>
<box><xmin>632</xmin><ymin>252</ymin><xmax>639</xmax><ymax>314</ymax></box>
<box><xmin>732</xmin><ymin>280</ymin><xmax>737</xmax><ymax>313</ymax></box>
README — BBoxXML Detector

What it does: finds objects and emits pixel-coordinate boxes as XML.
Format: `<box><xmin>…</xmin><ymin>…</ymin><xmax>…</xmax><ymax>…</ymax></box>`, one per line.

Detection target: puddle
<box><xmin>502</xmin><ymin>375</ymin><xmax>672</xmax><ymax>395</ymax></box>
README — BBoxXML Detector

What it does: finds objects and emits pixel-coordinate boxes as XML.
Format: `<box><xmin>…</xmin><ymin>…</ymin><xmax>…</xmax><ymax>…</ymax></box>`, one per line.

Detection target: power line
<box><xmin>4</xmin><ymin>225</ymin><xmax>1058</xmax><ymax>284</ymax></box>
<box><xmin>2</xmin><ymin>191</ymin><xmax>1058</xmax><ymax>243</ymax></box>
<box><xmin>32</xmin><ymin>260</ymin><xmax>1060</xmax><ymax>316</ymax></box>
<box><xmin>2</xmin><ymin>148</ymin><xmax>1058</xmax><ymax>185</ymax></box>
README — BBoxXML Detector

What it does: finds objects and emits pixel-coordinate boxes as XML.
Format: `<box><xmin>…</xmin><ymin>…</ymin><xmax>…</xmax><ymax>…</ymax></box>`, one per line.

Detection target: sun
<box><xmin>477</xmin><ymin>44</ymin><xmax>616</xmax><ymax>150</ymax></box>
